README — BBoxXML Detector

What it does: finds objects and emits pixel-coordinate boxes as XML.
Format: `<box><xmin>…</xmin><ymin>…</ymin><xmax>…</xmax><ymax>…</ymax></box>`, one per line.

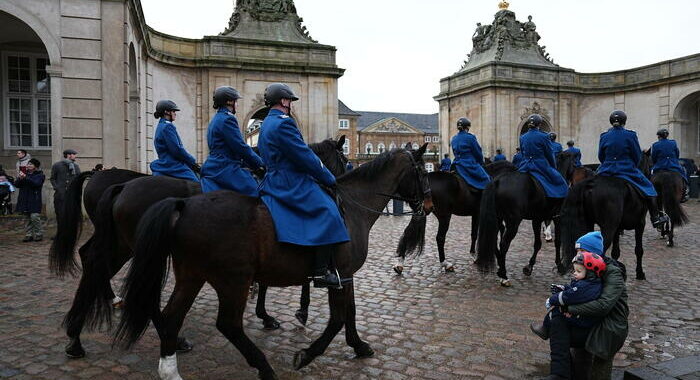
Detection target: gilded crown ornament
<box><xmin>498</xmin><ymin>1</ymin><xmax>510</xmax><ymax>10</ymax></box>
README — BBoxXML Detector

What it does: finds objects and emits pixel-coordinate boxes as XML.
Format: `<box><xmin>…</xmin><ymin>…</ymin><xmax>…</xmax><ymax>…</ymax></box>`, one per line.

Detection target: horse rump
<box><xmin>475</xmin><ymin>181</ymin><xmax>498</xmax><ymax>271</ymax></box>
<box><xmin>655</xmin><ymin>171</ymin><xmax>689</xmax><ymax>226</ymax></box>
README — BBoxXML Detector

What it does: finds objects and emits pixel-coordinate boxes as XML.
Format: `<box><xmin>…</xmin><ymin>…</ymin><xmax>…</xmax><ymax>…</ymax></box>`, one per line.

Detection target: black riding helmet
<box><xmin>264</xmin><ymin>83</ymin><xmax>298</xmax><ymax>107</ymax></box>
<box><xmin>656</xmin><ymin>128</ymin><xmax>669</xmax><ymax>139</ymax></box>
<box><xmin>457</xmin><ymin>117</ymin><xmax>471</xmax><ymax>130</ymax></box>
<box><xmin>526</xmin><ymin>114</ymin><xmax>543</xmax><ymax>128</ymax></box>
<box><xmin>609</xmin><ymin>110</ymin><xmax>627</xmax><ymax>127</ymax></box>
<box><xmin>154</xmin><ymin>100</ymin><xmax>179</xmax><ymax>119</ymax></box>
<box><xmin>213</xmin><ymin>86</ymin><xmax>242</xmax><ymax>110</ymax></box>
<box><xmin>549</xmin><ymin>132</ymin><xmax>557</xmax><ymax>141</ymax></box>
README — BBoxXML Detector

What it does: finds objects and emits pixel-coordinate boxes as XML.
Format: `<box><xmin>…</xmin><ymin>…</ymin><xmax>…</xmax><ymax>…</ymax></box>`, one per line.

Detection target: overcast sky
<box><xmin>141</xmin><ymin>0</ymin><xmax>700</xmax><ymax>114</ymax></box>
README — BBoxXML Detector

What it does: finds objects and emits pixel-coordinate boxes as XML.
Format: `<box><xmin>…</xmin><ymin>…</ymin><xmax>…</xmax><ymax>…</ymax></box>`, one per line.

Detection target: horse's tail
<box><xmin>475</xmin><ymin>181</ymin><xmax>498</xmax><ymax>271</ymax></box>
<box><xmin>63</xmin><ymin>183</ymin><xmax>124</xmax><ymax>333</ymax></box>
<box><xmin>50</xmin><ymin>170</ymin><xmax>93</xmax><ymax>277</ymax></box>
<box><xmin>114</xmin><ymin>197</ymin><xmax>184</xmax><ymax>349</ymax></box>
<box><xmin>661</xmin><ymin>174</ymin><xmax>689</xmax><ymax>226</ymax></box>
<box><xmin>396</xmin><ymin>214</ymin><xmax>427</xmax><ymax>258</ymax></box>
<box><xmin>559</xmin><ymin>179</ymin><xmax>591</xmax><ymax>269</ymax></box>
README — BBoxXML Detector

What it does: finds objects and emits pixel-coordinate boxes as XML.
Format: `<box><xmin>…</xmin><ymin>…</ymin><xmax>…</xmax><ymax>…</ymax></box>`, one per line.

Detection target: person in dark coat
<box><xmin>651</xmin><ymin>128</ymin><xmax>689</xmax><ymax>201</ymax></box>
<box><xmin>597</xmin><ymin>110</ymin><xmax>667</xmax><ymax>228</ymax></box>
<box><xmin>439</xmin><ymin>154</ymin><xmax>452</xmax><ymax>171</ymax></box>
<box><xmin>512</xmin><ymin>147</ymin><xmax>524</xmax><ymax>168</ymax></box>
<box><xmin>15</xmin><ymin>158</ymin><xmax>45</xmax><ymax>242</ymax></box>
<box><xmin>493</xmin><ymin>149</ymin><xmax>507</xmax><ymax>162</ymax></box>
<box><xmin>201</xmin><ymin>86</ymin><xmax>265</xmax><ymax>195</ymax></box>
<box><xmin>565</xmin><ymin>140</ymin><xmax>582</xmax><ymax>167</ymax></box>
<box><xmin>550</xmin><ymin>132</ymin><xmax>563</xmax><ymax>157</ymax></box>
<box><xmin>50</xmin><ymin>149</ymin><xmax>81</xmax><ymax>220</ymax></box>
<box><xmin>150</xmin><ymin>100</ymin><xmax>200</xmax><ymax>182</ymax></box>
<box><xmin>450</xmin><ymin>117</ymin><xmax>491</xmax><ymax>189</ymax></box>
<box><xmin>518</xmin><ymin>115</ymin><xmax>568</xmax><ymax>198</ymax></box>
<box><xmin>345</xmin><ymin>161</ymin><xmax>354</xmax><ymax>172</ymax></box>
<box><xmin>258</xmin><ymin>83</ymin><xmax>350</xmax><ymax>288</ymax></box>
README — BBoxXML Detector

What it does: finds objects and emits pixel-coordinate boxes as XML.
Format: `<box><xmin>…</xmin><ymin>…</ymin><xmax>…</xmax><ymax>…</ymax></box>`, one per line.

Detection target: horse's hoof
<box><xmin>65</xmin><ymin>339</ymin><xmax>86</xmax><ymax>359</ymax></box>
<box><xmin>293</xmin><ymin>349</ymin><xmax>313</xmax><ymax>370</ymax></box>
<box><xmin>441</xmin><ymin>262</ymin><xmax>455</xmax><ymax>273</ymax></box>
<box><xmin>393</xmin><ymin>265</ymin><xmax>403</xmax><ymax>275</ymax></box>
<box><xmin>666</xmin><ymin>241</ymin><xmax>673</xmax><ymax>247</ymax></box>
<box><xmin>545</xmin><ymin>237</ymin><xmax>553</xmax><ymax>243</ymax></box>
<box><xmin>354</xmin><ymin>342</ymin><xmax>375</xmax><ymax>358</ymax></box>
<box><xmin>500</xmin><ymin>279</ymin><xmax>512</xmax><ymax>287</ymax></box>
<box><xmin>176</xmin><ymin>337</ymin><xmax>193</xmax><ymax>353</ymax></box>
<box><xmin>522</xmin><ymin>266</ymin><xmax>532</xmax><ymax>276</ymax></box>
<box><xmin>263</xmin><ymin>318</ymin><xmax>281</xmax><ymax>330</ymax></box>
<box><xmin>294</xmin><ymin>310</ymin><xmax>308</xmax><ymax>326</ymax></box>
<box><xmin>112</xmin><ymin>296</ymin><xmax>124</xmax><ymax>309</ymax></box>
<box><xmin>258</xmin><ymin>369</ymin><xmax>278</xmax><ymax>380</ymax></box>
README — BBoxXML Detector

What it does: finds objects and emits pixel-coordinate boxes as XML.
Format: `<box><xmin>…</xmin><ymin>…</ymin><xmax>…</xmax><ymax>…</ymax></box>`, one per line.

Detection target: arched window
<box><xmin>343</xmin><ymin>138</ymin><xmax>350</xmax><ymax>155</ymax></box>
<box><xmin>412</xmin><ymin>142</ymin><xmax>419</xmax><ymax>150</ymax></box>
<box><xmin>365</xmin><ymin>142</ymin><xmax>373</xmax><ymax>154</ymax></box>
<box><xmin>389</xmin><ymin>141</ymin><xmax>397</xmax><ymax>150</ymax></box>
<box><xmin>377</xmin><ymin>142</ymin><xmax>385</xmax><ymax>153</ymax></box>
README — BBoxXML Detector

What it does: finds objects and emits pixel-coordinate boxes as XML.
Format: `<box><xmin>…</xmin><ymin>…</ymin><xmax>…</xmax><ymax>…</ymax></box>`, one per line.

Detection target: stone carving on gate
<box><xmin>222</xmin><ymin>0</ymin><xmax>317</xmax><ymax>43</ymax></box>
<box><xmin>520</xmin><ymin>101</ymin><xmax>550</xmax><ymax>121</ymax></box>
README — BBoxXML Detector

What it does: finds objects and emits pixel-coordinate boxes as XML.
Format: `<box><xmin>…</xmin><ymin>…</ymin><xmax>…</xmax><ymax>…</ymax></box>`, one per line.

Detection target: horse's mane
<box><xmin>485</xmin><ymin>160</ymin><xmax>515</xmax><ymax>172</ymax></box>
<box><xmin>309</xmin><ymin>138</ymin><xmax>337</xmax><ymax>155</ymax></box>
<box><xmin>339</xmin><ymin>148</ymin><xmax>405</xmax><ymax>182</ymax></box>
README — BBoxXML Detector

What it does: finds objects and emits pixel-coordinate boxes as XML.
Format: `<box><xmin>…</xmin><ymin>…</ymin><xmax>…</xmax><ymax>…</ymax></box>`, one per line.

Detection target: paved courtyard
<box><xmin>1</xmin><ymin>203</ymin><xmax>699</xmax><ymax>379</ymax></box>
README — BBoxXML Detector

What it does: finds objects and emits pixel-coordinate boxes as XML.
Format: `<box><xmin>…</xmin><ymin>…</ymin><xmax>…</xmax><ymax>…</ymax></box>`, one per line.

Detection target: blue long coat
<box><xmin>439</xmin><ymin>157</ymin><xmax>452</xmax><ymax>171</ymax></box>
<box><xmin>450</xmin><ymin>130</ymin><xmax>491</xmax><ymax>190</ymax></box>
<box><xmin>597</xmin><ymin>126</ymin><xmax>656</xmax><ymax>197</ymax></box>
<box><xmin>512</xmin><ymin>152</ymin><xmax>524</xmax><ymax>168</ymax></box>
<box><xmin>201</xmin><ymin>108</ymin><xmax>264</xmax><ymax>196</ymax></box>
<box><xmin>551</xmin><ymin>141</ymin><xmax>563</xmax><ymax>157</ymax></box>
<box><xmin>651</xmin><ymin>139</ymin><xmax>688</xmax><ymax>183</ymax></box>
<box><xmin>519</xmin><ymin>128</ymin><xmax>568</xmax><ymax>198</ymax></box>
<box><xmin>493</xmin><ymin>153</ymin><xmax>507</xmax><ymax>162</ymax></box>
<box><xmin>565</xmin><ymin>146</ymin><xmax>583</xmax><ymax>167</ymax></box>
<box><xmin>15</xmin><ymin>170</ymin><xmax>45</xmax><ymax>214</ymax></box>
<box><xmin>150</xmin><ymin>118</ymin><xmax>199</xmax><ymax>182</ymax></box>
<box><xmin>258</xmin><ymin>109</ymin><xmax>350</xmax><ymax>246</ymax></box>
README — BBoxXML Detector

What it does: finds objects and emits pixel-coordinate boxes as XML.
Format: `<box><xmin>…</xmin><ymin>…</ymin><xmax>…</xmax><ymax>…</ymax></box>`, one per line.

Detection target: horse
<box><xmin>542</xmin><ymin>152</ymin><xmax>579</xmax><ymax>242</ymax></box>
<box><xmin>57</xmin><ymin>138</ymin><xmax>349</xmax><ymax>358</ymax></box>
<box><xmin>112</xmin><ymin>147</ymin><xmax>432</xmax><ymax>380</ymax></box>
<box><xmin>474</xmin><ymin>168</ymin><xmax>565</xmax><ymax>286</ymax></box>
<box><xmin>393</xmin><ymin>160</ymin><xmax>516</xmax><ymax>274</ymax></box>
<box><xmin>651</xmin><ymin>170</ymin><xmax>689</xmax><ymax>247</ymax></box>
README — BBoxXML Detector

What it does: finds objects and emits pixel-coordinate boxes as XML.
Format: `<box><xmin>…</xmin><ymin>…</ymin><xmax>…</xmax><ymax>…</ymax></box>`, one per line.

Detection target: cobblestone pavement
<box><xmin>1</xmin><ymin>202</ymin><xmax>699</xmax><ymax>380</ymax></box>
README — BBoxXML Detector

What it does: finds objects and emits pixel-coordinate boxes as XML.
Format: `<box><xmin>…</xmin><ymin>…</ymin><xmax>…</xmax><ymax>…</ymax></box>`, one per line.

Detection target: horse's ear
<box><xmin>336</xmin><ymin>135</ymin><xmax>346</xmax><ymax>150</ymax></box>
<box><xmin>405</xmin><ymin>142</ymin><xmax>413</xmax><ymax>150</ymax></box>
<box><xmin>416</xmin><ymin>143</ymin><xmax>428</xmax><ymax>157</ymax></box>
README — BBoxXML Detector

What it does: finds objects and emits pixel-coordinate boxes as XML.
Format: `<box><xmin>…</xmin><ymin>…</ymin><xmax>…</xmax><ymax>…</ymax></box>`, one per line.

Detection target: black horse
<box><xmin>393</xmin><ymin>161</ymin><xmax>516</xmax><ymax>274</ymax></box>
<box><xmin>112</xmin><ymin>147</ymin><xmax>432</xmax><ymax>379</ymax></box>
<box><xmin>650</xmin><ymin>170</ymin><xmax>688</xmax><ymax>247</ymax></box>
<box><xmin>57</xmin><ymin>138</ymin><xmax>349</xmax><ymax>358</ymax></box>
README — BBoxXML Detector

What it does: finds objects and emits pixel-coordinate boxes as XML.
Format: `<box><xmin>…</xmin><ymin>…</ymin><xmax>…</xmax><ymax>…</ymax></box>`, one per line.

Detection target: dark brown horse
<box><xmin>112</xmin><ymin>147</ymin><xmax>432</xmax><ymax>379</ymax></box>
<box><xmin>57</xmin><ymin>138</ymin><xmax>349</xmax><ymax>358</ymax></box>
<box><xmin>651</xmin><ymin>170</ymin><xmax>689</xmax><ymax>247</ymax></box>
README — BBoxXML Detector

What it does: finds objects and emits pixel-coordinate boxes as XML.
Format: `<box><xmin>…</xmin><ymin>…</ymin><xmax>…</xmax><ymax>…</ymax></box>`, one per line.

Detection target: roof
<box><xmin>338</xmin><ymin>100</ymin><xmax>360</xmax><ymax>116</ymax></box>
<box><xmin>356</xmin><ymin>111</ymin><xmax>438</xmax><ymax>133</ymax></box>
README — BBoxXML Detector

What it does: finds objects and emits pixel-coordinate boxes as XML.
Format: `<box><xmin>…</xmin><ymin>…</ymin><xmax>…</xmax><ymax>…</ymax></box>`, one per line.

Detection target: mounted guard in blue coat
<box><xmin>518</xmin><ymin>115</ymin><xmax>568</xmax><ymax>198</ymax></box>
<box><xmin>258</xmin><ymin>83</ymin><xmax>350</xmax><ymax>289</ymax></box>
<box><xmin>651</xmin><ymin>128</ymin><xmax>689</xmax><ymax>201</ymax></box>
<box><xmin>439</xmin><ymin>154</ymin><xmax>452</xmax><ymax>171</ymax></box>
<box><xmin>450</xmin><ymin>117</ymin><xmax>491</xmax><ymax>190</ymax></box>
<box><xmin>564</xmin><ymin>140</ymin><xmax>582</xmax><ymax>168</ymax></box>
<box><xmin>512</xmin><ymin>147</ymin><xmax>524</xmax><ymax>168</ymax></box>
<box><xmin>549</xmin><ymin>132</ymin><xmax>563</xmax><ymax>157</ymax></box>
<box><xmin>493</xmin><ymin>149</ymin><xmax>507</xmax><ymax>162</ymax></box>
<box><xmin>596</xmin><ymin>110</ymin><xmax>668</xmax><ymax>227</ymax></box>
<box><xmin>201</xmin><ymin>86</ymin><xmax>265</xmax><ymax>196</ymax></box>
<box><xmin>149</xmin><ymin>100</ymin><xmax>200</xmax><ymax>182</ymax></box>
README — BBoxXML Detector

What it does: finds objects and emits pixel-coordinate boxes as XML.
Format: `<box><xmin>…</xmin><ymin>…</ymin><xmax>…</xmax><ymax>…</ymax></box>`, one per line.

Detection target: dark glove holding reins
<box><xmin>253</xmin><ymin>166</ymin><xmax>267</xmax><ymax>179</ymax></box>
<box><xmin>189</xmin><ymin>163</ymin><xmax>201</xmax><ymax>174</ymax></box>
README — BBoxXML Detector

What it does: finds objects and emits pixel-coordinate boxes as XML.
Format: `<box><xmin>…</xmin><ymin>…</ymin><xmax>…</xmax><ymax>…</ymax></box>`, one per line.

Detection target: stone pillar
<box><xmin>101</xmin><ymin>0</ymin><xmax>126</xmax><ymax>168</ymax></box>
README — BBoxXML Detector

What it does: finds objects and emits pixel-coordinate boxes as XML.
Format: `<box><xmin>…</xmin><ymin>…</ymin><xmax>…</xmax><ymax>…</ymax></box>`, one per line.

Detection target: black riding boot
<box><xmin>313</xmin><ymin>244</ymin><xmax>341</xmax><ymax>289</ymax></box>
<box><xmin>646</xmin><ymin>196</ymin><xmax>668</xmax><ymax>228</ymax></box>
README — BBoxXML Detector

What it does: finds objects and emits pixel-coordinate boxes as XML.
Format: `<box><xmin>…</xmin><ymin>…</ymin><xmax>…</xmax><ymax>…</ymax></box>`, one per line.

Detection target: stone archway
<box><xmin>518</xmin><ymin>115</ymin><xmax>552</xmax><ymax>135</ymax></box>
<box><xmin>670</xmin><ymin>91</ymin><xmax>700</xmax><ymax>160</ymax></box>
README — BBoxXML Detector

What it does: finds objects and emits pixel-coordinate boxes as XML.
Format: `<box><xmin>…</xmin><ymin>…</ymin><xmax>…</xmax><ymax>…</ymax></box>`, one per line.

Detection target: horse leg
<box><xmin>635</xmin><ymin>226</ymin><xmax>646</xmax><ymax>280</ymax></box>
<box><xmin>470</xmin><ymin>213</ymin><xmax>479</xmax><ymax>255</ymax></box>
<box><xmin>523</xmin><ymin>219</ymin><xmax>542</xmax><ymax>276</ymax></box>
<box><xmin>667</xmin><ymin>221</ymin><xmax>674</xmax><ymax>247</ymax></box>
<box><xmin>553</xmin><ymin>218</ymin><xmax>564</xmax><ymax>274</ymax></box>
<box><xmin>436</xmin><ymin>214</ymin><xmax>454</xmax><ymax>272</ymax></box>
<box><xmin>611</xmin><ymin>229</ymin><xmax>621</xmax><ymax>260</ymax></box>
<box><xmin>496</xmin><ymin>219</ymin><xmax>521</xmax><ymax>287</ymax></box>
<box><xmin>543</xmin><ymin>220</ymin><xmax>553</xmax><ymax>242</ymax></box>
<box><xmin>156</xmin><ymin>278</ymin><xmax>205</xmax><ymax>380</ymax></box>
<box><xmin>213</xmin><ymin>280</ymin><xmax>277</xmax><ymax>380</ymax></box>
<box><xmin>294</xmin><ymin>284</ymin><xmax>347</xmax><ymax>370</ymax></box>
<box><xmin>255</xmin><ymin>284</ymin><xmax>280</xmax><ymax>330</ymax></box>
<box><xmin>342</xmin><ymin>282</ymin><xmax>374</xmax><ymax>358</ymax></box>
<box><xmin>295</xmin><ymin>283</ymin><xmax>310</xmax><ymax>326</ymax></box>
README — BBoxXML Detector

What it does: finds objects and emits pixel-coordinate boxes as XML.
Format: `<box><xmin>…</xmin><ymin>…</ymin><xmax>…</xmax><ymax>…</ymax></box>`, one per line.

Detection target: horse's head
<box><xmin>397</xmin><ymin>143</ymin><xmax>433</xmax><ymax>214</ymax></box>
<box><xmin>310</xmin><ymin>135</ymin><xmax>349</xmax><ymax>178</ymax></box>
<box><xmin>556</xmin><ymin>151</ymin><xmax>575</xmax><ymax>182</ymax></box>
<box><xmin>639</xmin><ymin>148</ymin><xmax>652</xmax><ymax>179</ymax></box>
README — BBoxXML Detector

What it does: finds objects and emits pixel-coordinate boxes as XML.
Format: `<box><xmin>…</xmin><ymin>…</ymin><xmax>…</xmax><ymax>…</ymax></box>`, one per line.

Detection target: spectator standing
<box><xmin>15</xmin><ymin>158</ymin><xmax>45</xmax><ymax>242</ymax></box>
<box><xmin>50</xmin><ymin>149</ymin><xmax>81</xmax><ymax>219</ymax></box>
<box><xmin>15</xmin><ymin>149</ymin><xmax>31</xmax><ymax>176</ymax></box>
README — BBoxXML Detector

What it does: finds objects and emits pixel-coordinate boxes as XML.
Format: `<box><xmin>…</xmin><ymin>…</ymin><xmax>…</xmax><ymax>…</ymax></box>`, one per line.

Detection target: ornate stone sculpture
<box><xmin>222</xmin><ymin>0</ymin><xmax>316</xmax><ymax>42</ymax></box>
<box><xmin>521</xmin><ymin>15</ymin><xmax>540</xmax><ymax>43</ymax></box>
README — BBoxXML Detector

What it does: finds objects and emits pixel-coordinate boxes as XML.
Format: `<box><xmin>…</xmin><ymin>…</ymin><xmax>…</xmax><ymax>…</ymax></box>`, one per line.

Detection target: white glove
<box><xmin>545</xmin><ymin>298</ymin><xmax>551</xmax><ymax>310</ymax></box>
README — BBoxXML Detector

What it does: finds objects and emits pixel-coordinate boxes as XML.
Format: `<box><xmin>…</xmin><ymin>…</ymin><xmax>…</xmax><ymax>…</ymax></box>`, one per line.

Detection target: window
<box><xmin>343</xmin><ymin>138</ymin><xmax>350</xmax><ymax>155</ymax></box>
<box><xmin>338</xmin><ymin>119</ymin><xmax>349</xmax><ymax>129</ymax></box>
<box><xmin>389</xmin><ymin>142</ymin><xmax>397</xmax><ymax>150</ymax></box>
<box><xmin>432</xmin><ymin>136</ymin><xmax>439</xmax><ymax>142</ymax></box>
<box><xmin>365</xmin><ymin>142</ymin><xmax>373</xmax><ymax>154</ymax></box>
<box><xmin>3</xmin><ymin>53</ymin><xmax>51</xmax><ymax>149</ymax></box>
<box><xmin>424</xmin><ymin>136</ymin><xmax>431</xmax><ymax>143</ymax></box>
<box><xmin>377</xmin><ymin>142</ymin><xmax>385</xmax><ymax>153</ymax></box>
<box><xmin>425</xmin><ymin>163</ymin><xmax>434</xmax><ymax>172</ymax></box>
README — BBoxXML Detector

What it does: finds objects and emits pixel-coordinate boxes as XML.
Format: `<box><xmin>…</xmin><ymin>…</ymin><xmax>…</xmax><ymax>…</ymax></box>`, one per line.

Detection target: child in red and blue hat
<box><xmin>530</xmin><ymin>231</ymin><xmax>607</xmax><ymax>340</ymax></box>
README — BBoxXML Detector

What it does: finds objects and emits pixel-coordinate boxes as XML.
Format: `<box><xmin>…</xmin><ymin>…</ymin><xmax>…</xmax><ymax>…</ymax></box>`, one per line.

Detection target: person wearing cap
<box><xmin>512</xmin><ymin>147</ymin><xmax>524</xmax><ymax>168</ymax></box>
<box><xmin>564</xmin><ymin>140</ymin><xmax>582</xmax><ymax>168</ymax></box>
<box><xmin>15</xmin><ymin>158</ymin><xmax>45</xmax><ymax>242</ymax></box>
<box><xmin>50</xmin><ymin>149</ymin><xmax>81</xmax><ymax>220</ymax></box>
<box><xmin>201</xmin><ymin>86</ymin><xmax>265</xmax><ymax>195</ymax></box>
<box><xmin>149</xmin><ymin>100</ymin><xmax>200</xmax><ymax>182</ymax></box>
<box><xmin>651</xmin><ymin>128</ymin><xmax>689</xmax><ymax>202</ymax></box>
<box><xmin>258</xmin><ymin>83</ymin><xmax>349</xmax><ymax>289</ymax></box>
<box><xmin>518</xmin><ymin>114</ymin><xmax>568</xmax><ymax>199</ymax></box>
